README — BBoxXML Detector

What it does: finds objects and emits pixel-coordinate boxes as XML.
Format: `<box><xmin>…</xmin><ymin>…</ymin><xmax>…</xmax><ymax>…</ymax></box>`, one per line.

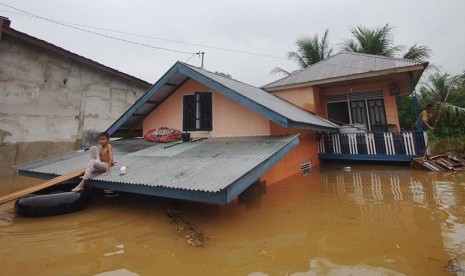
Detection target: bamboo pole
<box><xmin>0</xmin><ymin>168</ymin><xmax>86</xmax><ymax>205</ymax></box>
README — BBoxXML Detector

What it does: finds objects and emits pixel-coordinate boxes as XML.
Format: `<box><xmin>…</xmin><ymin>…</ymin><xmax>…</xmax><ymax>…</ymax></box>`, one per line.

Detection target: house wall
<box><xmin>271</xmin><ymin>81</ymin><xmax>401</xmax><ymax>131</ymax></box>
<box><xmin>261</xmin><ymin>123</ymin><xmax>320</xmax><ymax>184</ymax></box>
<box><xmin>271</xmin><ymin>86</ymin><xmax>315</xmax><ymax>112</ymax></box>
<box><xmin>143</xmin><ymin>79</ymin><xmax>270</xmax><ymax>137</ymax></box>
<box><xmin>0</xmin><ymin>35</ymin><xmax>147</xmax><ymax>176</ymax></box>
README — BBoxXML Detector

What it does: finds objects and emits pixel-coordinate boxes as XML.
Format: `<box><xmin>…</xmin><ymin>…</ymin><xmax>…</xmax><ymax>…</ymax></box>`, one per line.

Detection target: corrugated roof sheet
<box><xmin>185</xmin><ymin>64</ymin><xmax>338</xmax><ymax>130</ymax></box>
<box><xmin>107</xmin><ymin>62</ymin><xmax>339</xmax><ymax>136</ymax></box>
<box><xmin>263</xmin><ymin>52</ymin><xmax>428</xmax><ymax>90</ymax></box>
<box><xmin>16</xmin><ymin>135</ymin><xmax>298</xmax><ymax>193</ymax></box>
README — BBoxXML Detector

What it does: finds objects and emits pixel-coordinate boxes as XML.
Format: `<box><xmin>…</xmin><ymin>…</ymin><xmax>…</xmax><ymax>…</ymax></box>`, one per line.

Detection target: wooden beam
<box><xmin>0</xmin><ymin>168</ymin><xmax>86</xmax><ymax>205</ymax></box>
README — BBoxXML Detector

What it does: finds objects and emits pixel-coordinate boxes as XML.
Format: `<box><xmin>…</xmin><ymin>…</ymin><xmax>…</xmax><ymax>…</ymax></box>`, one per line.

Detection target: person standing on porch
<box><xmin>416</xmin><ymin>104</ymin><xmax>434</xmax><ymax>131</ymax></box>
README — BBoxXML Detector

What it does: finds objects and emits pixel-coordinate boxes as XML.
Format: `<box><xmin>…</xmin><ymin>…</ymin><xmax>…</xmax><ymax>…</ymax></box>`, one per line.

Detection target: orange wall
<box><xmin>143</xmin><ymin>79</ymin><xmax>270</xmax><ymax>137</ymax></box>
<box><xmin>272</xmin><ymin>81</ymin><xmax>401</xmax><ymax>130</ymax></box>
<box><xmin>272</xmin><ymin>86</ymin><xmax>315</xmax><ymax>112</ymax></box>
<box><xmin>261</xmin><ymin>122</ymin><xmax>320</xmax><ymax>184</ymax></box>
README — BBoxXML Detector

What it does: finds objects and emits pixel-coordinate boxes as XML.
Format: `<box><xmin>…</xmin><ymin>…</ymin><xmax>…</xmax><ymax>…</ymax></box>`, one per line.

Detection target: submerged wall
<box><xmin>0</xmin><ymin>35</ymin><xmax>148</xmax><ymax>176</ymax></box>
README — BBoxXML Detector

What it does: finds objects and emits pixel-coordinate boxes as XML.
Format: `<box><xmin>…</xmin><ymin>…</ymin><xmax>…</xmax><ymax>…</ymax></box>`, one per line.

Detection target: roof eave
<box><xmin>2</xmin><ymin>27</ymin><xmax>151</xmax><ymax>88</ymax></box>
<box><xmin>176</xmin><ymin>64</ymin><xmax>292</xmax><ymax>128</ymax></box>
<box><xmin>288</xmin><ymin>120</ymin><xmax>339</xmax><ymax>132</ymax></box>
<box><xmin>106</xmin><ymin>63</ymin><xmax>183</xmax><ymax>136</ymax></box>
<box><xmin>264</xmin><ymin>63</ymin><xmax>428</xmax><ymax>92</ymax></box>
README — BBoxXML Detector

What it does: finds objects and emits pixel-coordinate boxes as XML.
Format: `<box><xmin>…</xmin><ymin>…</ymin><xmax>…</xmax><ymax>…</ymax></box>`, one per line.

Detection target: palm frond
<box><xmin>342</xmin><ymin>23</ymin><xmax>400</xmax><ymax>57</ymax></box>
<box><xmin>270</xmin><ymin>67</ymin><xmax>291</xmax><ymax>77</ymax></box>
<box><xmin>444</xmin><ymin>103</ymin><xmax>465</xmax><ymax>118</ymax></box>
<box><xmin>403</xmin><ymin>44</ymin><xmax>432</xmax><ymax>60</ymax></box>
<box><xmin>287</xmin><ymin>51</ymin><xmax>308</xmax><ymax>69</ymax></box>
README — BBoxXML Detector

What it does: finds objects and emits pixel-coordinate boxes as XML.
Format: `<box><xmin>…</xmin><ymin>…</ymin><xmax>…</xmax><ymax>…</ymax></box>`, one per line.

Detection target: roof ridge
<box><xmin>182</xmin><ymin>62</ymin><xmax>267</xmax><ymax>91</ymax></box>
<box><xmin>339</xmin><ymin>51</ymin><xmax>427</xmax><ymax>64</ymax></box>
<box><xmin>263</xmin><ymin>51</ymin><xmax>428</xmax><ymax>89</ymax></box>
<box><xmin>3</xmin><ymin>26</ymin><xmax>151</xmax><ymax>87</ymax></box>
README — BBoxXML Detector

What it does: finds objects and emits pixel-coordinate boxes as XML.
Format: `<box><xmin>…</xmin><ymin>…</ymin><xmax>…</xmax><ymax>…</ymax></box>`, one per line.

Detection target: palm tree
<box><xmin>420</xmin><ymin>73</ymin><xmax>451</xmax><ymax>103</ymax></box>
<box><xmin>342</xmin><ymin>24</ymin><xmax>401</xmax><ymax>57</ymax></box>
<box><xmin>342</xmin><ymin>24</ymin><xmax>431</xmax><ymax>61</ymax></box>
<box><xmin>419</xmin><ymin>73</ymin><xmax>465</xmax><ymax>135</ymax></box>
<box><xmin>271</xmin><ymin>29</ymin><xmax>333</xmax><ymax>76</ymax></box>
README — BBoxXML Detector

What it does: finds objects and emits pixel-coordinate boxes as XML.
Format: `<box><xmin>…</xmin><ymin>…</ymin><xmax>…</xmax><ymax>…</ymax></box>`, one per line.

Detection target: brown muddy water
<box><xmin>1</xmin><ymin>165</ymin><xmax>465</xmax><ymax>275</ymax></box>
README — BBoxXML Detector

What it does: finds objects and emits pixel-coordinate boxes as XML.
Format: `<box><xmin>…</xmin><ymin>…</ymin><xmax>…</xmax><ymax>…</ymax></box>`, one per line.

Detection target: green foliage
<box><xmin>275</xmin><ymin>24</ymin><xmax>431</xmax><ymax>76</ymax></box>
<box><xmin>271</xmin><ymin>29</ymin><xmax>332</xmax><ymax>76</ymax></box>
<box><xmin>342</xmin><ymin>24</ymin><xmax>431</xmax><ymax>60</ymax></box>
<box><xmin>342</xmin><ymin>24</ymin><xmax>401</xmax><ymax>57</ymax></box>
<box><xmin>396</xmin><ymin>96</ymin><xmax>417</xmax><ymax>130</ymax></box>
<box><xmin>403</xmin><ymin>72</ymin><xmax>465</xmax><ymax>139</ymax></box>
<box><xmin>288</xmin><ymin>29</ymin><xmax>333</xmax><ymax>68</ymax></box>
<box><xmin>402</xmin><ymin>44</ymin><xmax>432</xmax><ymax>60</ymax></box>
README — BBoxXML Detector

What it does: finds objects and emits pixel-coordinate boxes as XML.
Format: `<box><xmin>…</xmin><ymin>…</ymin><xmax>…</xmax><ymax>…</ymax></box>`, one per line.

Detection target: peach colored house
<box><xmin>263</xmin><ymin>52</ymin><xmax>429</xmax><ymax>162</ymax></box>
<box><xmin>107</xmin><ymin>62</ymin><xmax>339</xmax><ymax>188</ymax></box>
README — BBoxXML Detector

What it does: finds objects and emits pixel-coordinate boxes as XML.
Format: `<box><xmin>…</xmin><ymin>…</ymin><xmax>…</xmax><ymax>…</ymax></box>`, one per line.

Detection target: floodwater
<box><xmin>1</xmin><ymin>165</ymin><xmax>465</xmax><ymax>275</ymax></box>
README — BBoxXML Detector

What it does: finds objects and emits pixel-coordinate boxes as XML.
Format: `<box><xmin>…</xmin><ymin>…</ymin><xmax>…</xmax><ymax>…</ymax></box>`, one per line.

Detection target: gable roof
<box><xmin>263</xmin><ymin>52</ymin><xmax>429</xmax><ymax>91</ymax></box>
<box><xmin>107</xmin><ymin>62</ymin><xmax>339</xmax><ymax>137</ymax></box>
<box><xmin>0</xmin><ymin>17</ymin><xmax>150</xmax><ymax>88</ymax></box>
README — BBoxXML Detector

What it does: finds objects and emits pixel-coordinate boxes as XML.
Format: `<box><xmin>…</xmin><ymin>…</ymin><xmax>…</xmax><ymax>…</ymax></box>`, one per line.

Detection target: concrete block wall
<box><xmin>0</xmin><ymin>35</ymin><xmax>148</xmax><ymax>175</ymax></box>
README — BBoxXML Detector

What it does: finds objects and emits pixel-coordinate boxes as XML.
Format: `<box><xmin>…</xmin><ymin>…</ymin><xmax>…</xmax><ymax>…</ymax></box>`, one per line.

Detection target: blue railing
<box><xmin>317</xmin><ymin>131</ymin><xmax>429</xmax><ymax>162</ymax></box>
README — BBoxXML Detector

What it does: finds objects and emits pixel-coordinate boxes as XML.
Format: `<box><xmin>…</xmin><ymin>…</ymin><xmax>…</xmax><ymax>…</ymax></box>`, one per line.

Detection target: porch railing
<box><xmin>317</xmin><ymin>131</ymin><xmax>430</xmax><ymax>162</ymax></box>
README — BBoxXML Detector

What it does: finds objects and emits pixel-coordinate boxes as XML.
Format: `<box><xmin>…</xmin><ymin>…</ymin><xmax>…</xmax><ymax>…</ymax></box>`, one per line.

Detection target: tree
<box><xmin>418</xmin><ymin>72</ymin><xmax>465</xmax><ymax>137</ymax></box>
<box><xmin>342</xmin><ymin>24</ymin><xmax>431</xmax><ymax>61</ymax></box>
<box><xmin>342</xmin><ymin>24</ymin><xmax>401</xmax><ymax>57</ymax></box>
<box><xmin>271</xmin><ymin>29</ymin><xmax>333</xmax><ymax>76</ymax></box>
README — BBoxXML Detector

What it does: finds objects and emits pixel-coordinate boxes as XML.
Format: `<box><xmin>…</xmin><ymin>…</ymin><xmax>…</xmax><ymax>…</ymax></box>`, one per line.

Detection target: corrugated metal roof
<box><xmin>16</xmin><ymin>135</ymin><xmax>299</xmax><ymax>195</ymax></box>
<box><xmin>262</xmin><ymin>52</ymin><xmax>428</xmax><ymax>90</ymax></box>
<box><xmin>184</xmin><ymin>64</ymin><xmax>339</xmax><ymax>130</ymax></box>
<box><xmin>107</xmin><ymin>62</ymin><xmax>339</xmax><ymax>137</ymax></box>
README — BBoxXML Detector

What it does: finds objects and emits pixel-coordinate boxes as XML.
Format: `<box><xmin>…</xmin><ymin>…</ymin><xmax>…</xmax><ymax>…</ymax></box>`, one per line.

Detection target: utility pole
<box><xmin>198</xmin><ymin>51</ymin><xmax>205</xmax><ymax>68</ymax></box>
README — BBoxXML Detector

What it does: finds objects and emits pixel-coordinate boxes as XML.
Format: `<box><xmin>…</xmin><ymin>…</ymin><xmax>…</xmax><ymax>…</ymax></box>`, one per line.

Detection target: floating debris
<box><xmin>166</xmin><ymin>209</ymin><xmax>206</xmax><ymax>247</ymax></box>
<box><xmin>411</xmin><ymin>152</ymin><xmax>465</xmax><ymax>172</ymax></box>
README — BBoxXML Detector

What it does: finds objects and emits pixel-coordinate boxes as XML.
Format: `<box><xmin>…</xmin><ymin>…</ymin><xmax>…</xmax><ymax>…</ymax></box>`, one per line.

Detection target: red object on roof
<box><xmin>0</xmin><ymin>16</ymin><xmax>151</xmax><ymax>89</ymax></box>
<box><xmin>143</xmin><ymin>127</ymin><xmax>182</xmax><ymax>143</ymax></box>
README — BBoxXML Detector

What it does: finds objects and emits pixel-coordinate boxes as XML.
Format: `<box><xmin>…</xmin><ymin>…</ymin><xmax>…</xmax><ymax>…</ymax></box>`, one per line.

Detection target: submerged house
<box><xmin>17</xmin><ymin>62</ymin><xmax>339</xmax><ymax>204</ymax></box>
<box><xmin>17</xmin><ymin>53</ymin><xmax>429</xmax><ymax>205</ymax></box>
<box><xmin>0</xmin><ymin>16</ymin><xmax>150</xmax><ymax>176</ymax></box>
<box><xmin>263</xmin><ymin>52</ymin><xmax>429</xmax><ymax>161</ymax></box>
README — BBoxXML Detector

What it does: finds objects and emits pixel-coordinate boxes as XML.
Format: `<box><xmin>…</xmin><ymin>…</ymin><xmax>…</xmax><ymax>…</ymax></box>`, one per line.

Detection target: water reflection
<box><xmin>1</xmin><ymin>170</ymin><xmax>465</xmax><ymax>275</ymax></box>
<box><xmin>319</xmin><ymin>168</ymin><xmax>465</xmax><ymax>274</ymax></box>
<box><xmin>320</xmin><ymin>169</ymin><xmax>433</xmax><ymax>206</ymax></box>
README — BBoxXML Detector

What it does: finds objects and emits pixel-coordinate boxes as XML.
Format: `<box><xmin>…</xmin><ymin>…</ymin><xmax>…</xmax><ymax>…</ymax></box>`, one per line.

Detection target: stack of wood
<box><xmin>411</xmin><ymin>152</ymin><xmax>465</xmax><ymax>172</ymax></box>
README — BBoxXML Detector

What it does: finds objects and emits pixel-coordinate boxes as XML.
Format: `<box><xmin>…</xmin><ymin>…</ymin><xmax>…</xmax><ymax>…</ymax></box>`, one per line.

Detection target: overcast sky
<box><xmin>1</xmin><ymin>0</ymin><xmax>464</xmax><ymax>86</ymax></box>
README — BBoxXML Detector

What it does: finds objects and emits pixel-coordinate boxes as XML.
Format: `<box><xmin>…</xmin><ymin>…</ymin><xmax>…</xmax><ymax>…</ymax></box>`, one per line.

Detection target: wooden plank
<box><xmin>0</xmin><ymin>168</ymin><xmax>86</xmax><ymax>205</ymax></box>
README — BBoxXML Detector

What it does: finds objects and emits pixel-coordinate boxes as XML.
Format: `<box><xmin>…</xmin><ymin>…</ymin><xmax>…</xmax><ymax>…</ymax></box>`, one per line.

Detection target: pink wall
<box><xmin>143</xmin><ymin>79</ymin><xmax>270</xmax><ymax>137</ymax></box>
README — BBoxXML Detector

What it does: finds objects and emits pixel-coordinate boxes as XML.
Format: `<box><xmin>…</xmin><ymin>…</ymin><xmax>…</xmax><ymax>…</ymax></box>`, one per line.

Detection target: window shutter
<box><xmin>198</xmin><ymin>93</ymin><xmax>212</xmax><ymax>130</ymax></box>
<box><xmin>183</xmin><ymin>95</ymin><xmax>196</xmax><ymax>131</ymax></box>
